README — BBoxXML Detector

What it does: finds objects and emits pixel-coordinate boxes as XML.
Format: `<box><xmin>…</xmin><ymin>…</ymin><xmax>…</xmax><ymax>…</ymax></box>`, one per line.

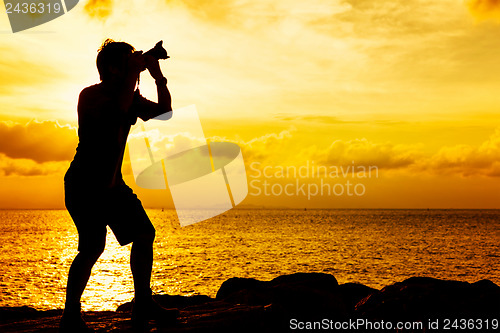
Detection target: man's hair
<box><xmin>96</xmin><ymin>39</ymin><xmax>135</xmax><ymax>81</ymax></box>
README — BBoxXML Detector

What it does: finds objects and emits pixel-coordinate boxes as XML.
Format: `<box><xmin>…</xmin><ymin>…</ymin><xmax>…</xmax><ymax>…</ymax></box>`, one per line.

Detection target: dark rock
<box><xmin>270</xmin><ymin>272</ymin><xmax>338</xmax><ymax>289</ymax></box>
<box><xmin>174</xmin><ymin>301</ymin><xmax>270</xmax><ymax>333</ymax></box>
<box><xmin>0</xmin><ymin>306</ymin><xmax>62</xmax><ymax>322</ymax></box>
<box><xmin>216</xmin><ymin>272</ymin><xmax>346</xmax><ymax>320</ymax></box>
<box><xmin>216</xmin><ymin>272</ymin><xmax>339</xmax><ymax>302</ymax></box>
<box><xmin>116</xmin><ymin>294</ymin><xmax>213</xmax><ymax>313</ymax></box>
<box><xmin>355</xmin><ymin>276</ymin><xmax>500</xmax><ymax>320</ymax></box>
<box><xmin>216</xmin><ymin>272</ymin><xmax>339</xmax><ymax>303</ymax></box>
<box><xmin>0</xmin><ymin>306</ymin><xmax>37</xmax><ymax>321</ymax></box>
<box><xmin>337</xmin><ymin>283</ymin><xmax>378</xmax><ymax>312</ymax></box>
<box><xmin>216</xmin><ymin>277</ymin><xmax>267</xmax><ymax>300</ymax></box>
<box><xmin>1</xmin><ymin>275</ymin><xmax>498</xmax><ymax>332</ymax></box>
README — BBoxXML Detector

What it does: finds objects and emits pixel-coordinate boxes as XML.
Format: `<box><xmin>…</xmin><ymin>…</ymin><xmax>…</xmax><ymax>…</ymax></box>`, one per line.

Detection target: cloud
<box><xmin>125</xmin><ymin>129</ymin><xmax>209</xmax><ymax>177</ymax></box>
<box><xmin>314</xmin><ymin>129</ymin><xmax>500</xmax><ymax>177</ymax></box>
<box><xmin>0</xmin><ymin>154</ymin><xmax>67</xmax><ymax>176</ymax></box>
<box><xmin>0</xmin><ymin>120</ymin><xmax>77</xmax><ymax>163</ymax></box>
<box><xmin>238</xmin><ymin>129</ymin><xmax>296</xmax><ymax>163</ymax></box>
<box><xmin>125</xmin><ymin>126</ymin><xmax>296</xmax><ymax>178</ymax></box>
<box><xmin>467</xmin><ymin>0</ymin><xmax>500</xmax><ymax>21</ymax></box>
<box><xmin>428</xmin><ymin>128</ymin><xmax>500</xmax><ymax>177</ymax></box>
<box><xmin>210</xmin><ymin>128</ymin><xmax>417</xmax><ymax>171</ymax></box>
<box><xmin>316</xmin><ymin>138</ymin><xmax>420</xmax><ymax>170</ymax></box>
<box><xmin>224</xmin><ymin>126</ymin><xmax>500</xmax><ymax>178</ymax></box>
<box><xmin>84</xmin><ymin>0</ymin><xmax>114</xmax><ymax>20</ymax></box>
<box><xmin>151</xmin><ymin>127</ymin><xmax>295</xmax><ymax>163</ymax></box>
<box><xmin>124</xmin><ymin>125</ymin><xmax>500</xmax><ymax>184</ymax></box>
<box><xmin>314</xmin><ymin>127</ymin><xmax>500</xmax><ymax>177</ymax></box>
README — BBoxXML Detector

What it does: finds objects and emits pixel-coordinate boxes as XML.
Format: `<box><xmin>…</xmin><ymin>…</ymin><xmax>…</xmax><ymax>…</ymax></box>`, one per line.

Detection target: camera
<box><xmin>144</xmin><ymin>41</ymin><xmax>169</xmax><ymax>60</ymax></box>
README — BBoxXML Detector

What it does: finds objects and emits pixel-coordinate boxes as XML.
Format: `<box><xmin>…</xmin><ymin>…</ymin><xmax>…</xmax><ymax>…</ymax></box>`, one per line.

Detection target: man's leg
<box><xmin>112</xmin><ymin>184</ymin><xmax>178</xmax><ymax>325</ymax></box>
<box><xmin>60</xmin><ymin>223</ymin><xmax>106</xmax><ymax>333</ymax></box>
<box><xmin>60</xmin><ymin>245</ymin><xmax>104</xmax><ymax>333</ymax></box>
<box><xmin>63</xmin><ymin>184</ymin><xmax>107</xmax><ymax>312</ymax></box>
<box><xmin>129</xmin><ymin>230</ymin><xmax>179</xmax><ymax>327</ymax></box>
<box><xmin>130</xmin><ymin>231</ymin><xmax>155</xmax><ymax>299</ymax></box>
<box><xmin>65</xmin><ymin>248</ymin><xmax>105</xmax><ymax>309</ymax></box>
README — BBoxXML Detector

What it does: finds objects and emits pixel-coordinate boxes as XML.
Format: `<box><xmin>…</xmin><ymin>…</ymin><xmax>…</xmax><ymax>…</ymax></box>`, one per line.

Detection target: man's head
<box><xmin>96</xmin><ymin>39</ymin><xmax>135</xmax><ymax>81</ymax></box>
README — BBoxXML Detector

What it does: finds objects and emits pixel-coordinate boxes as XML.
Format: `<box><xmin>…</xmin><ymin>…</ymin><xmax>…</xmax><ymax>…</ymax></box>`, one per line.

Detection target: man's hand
<box><xmin>144</xmin><ymin>55</ymin><xmax>164</xmax><ymax>81</ymax></box>
<box><xmin>143</xmin><ymin>54</ymin><xmax>171</xmax><ymax>117</ymax></box>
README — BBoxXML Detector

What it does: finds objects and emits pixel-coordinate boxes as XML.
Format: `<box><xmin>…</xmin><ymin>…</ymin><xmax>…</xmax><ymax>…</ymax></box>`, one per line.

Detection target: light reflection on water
<box><xmin>0</xmin><ymin>209</ymin><xmax>498</xmax><ymax>311</ymax></box>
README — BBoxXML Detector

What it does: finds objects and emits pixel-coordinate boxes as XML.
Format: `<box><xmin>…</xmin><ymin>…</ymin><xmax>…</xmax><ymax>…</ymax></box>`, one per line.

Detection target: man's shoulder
<box><xmin>79</xmin><ymin>84</ymin><xmax>102</xmax><ymax>99</ymax></box>
<box><xmin>78</xmin><ymin>84</ymin><xmax>112</xmax><ymax>111</ymax></box>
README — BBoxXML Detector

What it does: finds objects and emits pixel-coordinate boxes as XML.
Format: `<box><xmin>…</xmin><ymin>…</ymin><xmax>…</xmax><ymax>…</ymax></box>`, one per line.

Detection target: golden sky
<box><xmin>0</xmin><ymin>0</ymin><xmax>499</xmax><ymax>209</ymax></box>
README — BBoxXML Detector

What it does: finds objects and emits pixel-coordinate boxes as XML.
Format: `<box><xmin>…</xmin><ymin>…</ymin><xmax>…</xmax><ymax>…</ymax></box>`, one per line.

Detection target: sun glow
<box><xmin>0</xmin><ymin>0</ymin><xmax>499</xmax><ymax>208</ymax></box>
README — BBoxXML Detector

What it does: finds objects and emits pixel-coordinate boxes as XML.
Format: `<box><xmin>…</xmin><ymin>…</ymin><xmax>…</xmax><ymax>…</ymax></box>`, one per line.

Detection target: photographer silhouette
<box><xmin>60</xmin><ymin>39</ymin><xmax>177</xmax><ymax>332</ymax></box>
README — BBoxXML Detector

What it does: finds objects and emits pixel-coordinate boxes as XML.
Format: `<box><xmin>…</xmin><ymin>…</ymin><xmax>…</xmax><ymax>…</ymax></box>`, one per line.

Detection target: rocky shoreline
<box><xmin>1</xmin><ymin>273</ymin><xmax>499</xmax><ymax>332</ymax></box>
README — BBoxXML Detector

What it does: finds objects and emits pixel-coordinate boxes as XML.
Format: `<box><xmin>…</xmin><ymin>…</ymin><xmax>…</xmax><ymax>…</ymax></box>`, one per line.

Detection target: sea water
<box><xmin>0</xmin><ymin>209</ymin><xmax>498</xmax><ymax>311</ymax></box>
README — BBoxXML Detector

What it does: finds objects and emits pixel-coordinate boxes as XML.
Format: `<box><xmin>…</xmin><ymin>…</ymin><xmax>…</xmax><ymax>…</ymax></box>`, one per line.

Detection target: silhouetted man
<box><xmin>60</xmin><ymin>39</ymin><xmax>176</xmax><ymax>332</ymax></box>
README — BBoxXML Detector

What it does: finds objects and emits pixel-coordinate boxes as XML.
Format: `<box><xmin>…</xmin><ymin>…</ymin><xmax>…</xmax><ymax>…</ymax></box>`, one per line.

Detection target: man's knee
<box><xmin>135</xmin><ymin>229</ymin><xmax>155</xmax><ymax>245</ymax></box>
<box><xmin>78</xmin><ymin>243</ymin><xmax>105</xmax><ymax>263</ymax></box>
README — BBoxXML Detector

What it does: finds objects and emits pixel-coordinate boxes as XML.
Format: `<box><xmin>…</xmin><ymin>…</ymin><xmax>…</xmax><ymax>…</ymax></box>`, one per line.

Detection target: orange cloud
<box><xmin>84</xmin><ymin>0</ymin><xmax>114</xmax><ymax>20</ymax></box>
<box><xmin>467</xmin><ymin>0</ymin><xmax>500</xmax><ymax>21</ymax></box>
<box><xmin>0</xmin><ymin>154</ymin><xmax>67</xmax><ymax>176</ymax></box>
<box><xmin>125</xmin><ymin>128</ymin><xmax>295</xmax><ymax>176</ymax></box>
<box><xmin>209</xmin><ymin>129</ymin><xmax>420</xmax><ymax>172</ymax></box>
<box><xmin>429</xmin><ymin>128</ymin><xmax>500</xmax><ymax>177</ymax></box>
<box><xmin>0</xmin><ymin>120</ymin><xmax>77</xmax><ymax>163</ymax></box>
<box><xmin>315</xmin><ymin>138</ymin><xmax>420</xmax><ymax>170</ymax></box>
<box><xmin>219</xmin><ymin>126</ymin><xmax>500</xmax><ymax>178</ymax></box>
<box><xmin>314</xmin><ymin>128</ymin><xmax>500</xmax><ymax>177</ymax></box>
<box><xmin>241</xmin><ymin>129</ymin><xmax>295</xmax><ymax>162</ymax></box>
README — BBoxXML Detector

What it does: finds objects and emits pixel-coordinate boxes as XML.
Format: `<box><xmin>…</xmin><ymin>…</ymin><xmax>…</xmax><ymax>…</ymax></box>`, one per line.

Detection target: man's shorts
<box><xmin>65</xmin><ymin>182</ymin><xmax>155</xmax><ymax>252</ymax></box>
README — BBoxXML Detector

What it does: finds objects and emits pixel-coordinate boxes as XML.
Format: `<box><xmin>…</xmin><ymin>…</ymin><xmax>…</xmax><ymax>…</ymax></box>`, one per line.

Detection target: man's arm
<box><xmin>127</xmin><ymin>55</ymin><xmax>172</xmax><ymax>122</ymax></box>
<box><xmin>146</xmin><ymin>55</ymin><xmax>172</xmax><ymax>117</ymax></box>
<box><xmin>118</xmin><ymin>52</ymin><xmax>146</xmax><ymax>113</ymax></box>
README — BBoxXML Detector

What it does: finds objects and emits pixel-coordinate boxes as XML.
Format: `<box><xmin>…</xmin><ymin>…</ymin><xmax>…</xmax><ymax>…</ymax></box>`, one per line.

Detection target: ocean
<box><xmin>0</xmin><ymin>209</ymin><xmax>498</xmax><ymax>312</ymax></box>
